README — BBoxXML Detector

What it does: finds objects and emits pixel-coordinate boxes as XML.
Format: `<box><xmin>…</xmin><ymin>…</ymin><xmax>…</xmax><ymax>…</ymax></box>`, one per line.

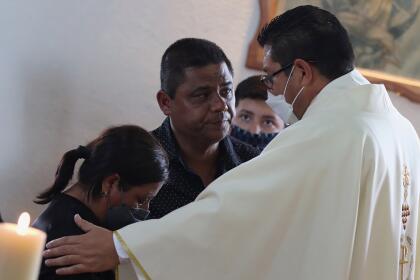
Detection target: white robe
<box><xmin>116</xmin><ymin>70</ymin><xmax>420</xmax><ymax>280</ymax></box>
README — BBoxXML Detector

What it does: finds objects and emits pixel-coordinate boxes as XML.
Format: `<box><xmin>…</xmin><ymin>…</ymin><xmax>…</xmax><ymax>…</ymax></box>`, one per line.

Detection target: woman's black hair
<box><xmin>35</xmin><ymin>125</ymin><xmax>169</xmax><ymax>204</ymax></box>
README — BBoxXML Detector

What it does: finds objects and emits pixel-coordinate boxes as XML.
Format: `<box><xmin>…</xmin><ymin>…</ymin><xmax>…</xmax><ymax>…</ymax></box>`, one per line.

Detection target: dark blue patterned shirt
<box><xmin>149</xmin><ymin>118</ymin><xmax>260</xmax><ymax>219</ymax></box>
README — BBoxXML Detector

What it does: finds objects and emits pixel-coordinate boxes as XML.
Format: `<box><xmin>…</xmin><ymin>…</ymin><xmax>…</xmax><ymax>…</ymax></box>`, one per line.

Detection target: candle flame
<box><xmin>17</xmin><ymin>212</ymin><xmax>30</xmax><ymax>235</ymax></box>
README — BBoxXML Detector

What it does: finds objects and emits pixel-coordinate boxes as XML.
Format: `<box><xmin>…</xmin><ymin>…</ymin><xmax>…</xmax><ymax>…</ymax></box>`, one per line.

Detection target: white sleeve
<box><xmin>113</xmin><ymin>232</ymin><xmax>130</xmax><ymax>263</ymax></box>
<box><xmin>113</xmin><ymin>233</ymin><xmax>148</xmax><ymax>280</ymax></box>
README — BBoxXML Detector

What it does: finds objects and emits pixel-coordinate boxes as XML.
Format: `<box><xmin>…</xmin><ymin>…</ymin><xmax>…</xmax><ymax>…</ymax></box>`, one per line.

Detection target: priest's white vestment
<box><xmin>116</xmin><ymin>70</ymin><xmax>420</xmax><ymax>280</ymax></box>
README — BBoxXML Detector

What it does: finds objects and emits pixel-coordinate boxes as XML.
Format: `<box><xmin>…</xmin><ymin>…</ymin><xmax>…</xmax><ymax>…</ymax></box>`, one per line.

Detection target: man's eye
<box><xmin>263</xmin><ymin>120</ymin><xmax>274</xmax><ymax>126</ymax></box>
<box><xmin>240</xmin><ymin>114</ymin><xmax>251</xmax><ymax>122</ymax></box>
<box><xmin>220</xmin><ymin>88</ymin><xmax>233</xmax><ymax>98</ymax></box>
<box><xmin>263</xmin><ymin>119</ymin><xmax>278</xmax><ymax>128</ymax></box>
<box><xmin>192</xmin><ymin>93</ymin><xmax>207</xmax><ymax>99</ymax></box>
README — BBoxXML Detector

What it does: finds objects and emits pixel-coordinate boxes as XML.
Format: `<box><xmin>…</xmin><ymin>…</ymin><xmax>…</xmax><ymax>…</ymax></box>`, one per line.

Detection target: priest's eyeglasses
<box><xmin>260</xmin><ymin>60</ymin><xmax>317</xmax><ymax>89</ymax></box>
<box><xmin>260</xmin><ymin>63</ymin><xmax>293</xmax><ymax>89</ymax></box>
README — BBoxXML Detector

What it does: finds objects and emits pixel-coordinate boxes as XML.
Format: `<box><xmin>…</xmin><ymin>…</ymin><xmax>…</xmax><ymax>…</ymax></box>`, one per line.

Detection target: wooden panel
<box><xmin>246</xmin><ymin>0</ymin><xmax>420</xmax><ymax>103</ymax></box>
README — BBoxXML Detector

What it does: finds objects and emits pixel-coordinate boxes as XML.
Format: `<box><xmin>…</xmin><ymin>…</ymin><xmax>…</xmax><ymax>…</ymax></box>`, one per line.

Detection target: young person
<box><xmin>231</xmin><ymin>75</ymin><xmax>284</xmax><ymax>149</ymax></box>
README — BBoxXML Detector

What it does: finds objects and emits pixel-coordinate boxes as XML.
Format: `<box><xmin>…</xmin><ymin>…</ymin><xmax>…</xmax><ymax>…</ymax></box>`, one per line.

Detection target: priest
<box><xmin>43</xmin><ymin>5</ymin><xmax>420</xmax><ymax>280</ymax></box>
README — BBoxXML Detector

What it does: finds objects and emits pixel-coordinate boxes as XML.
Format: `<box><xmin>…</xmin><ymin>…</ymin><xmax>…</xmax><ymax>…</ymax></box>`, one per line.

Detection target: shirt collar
<box><xmin>157</xmin><ymin>118</ymin><xmax>180</xmax><ymax>161</ymax></box>
<box><xmin>157</xmin><ymin>117</ymin><xmax>241</xmax><ymax>167</ymax></box>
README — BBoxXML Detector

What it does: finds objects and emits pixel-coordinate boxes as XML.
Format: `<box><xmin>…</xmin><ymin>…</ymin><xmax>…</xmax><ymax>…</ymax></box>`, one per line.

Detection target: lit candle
<box><xmin>0</xmin><ymin>212</ymin><xmax>46</xmax><ymax>280</ymax></box>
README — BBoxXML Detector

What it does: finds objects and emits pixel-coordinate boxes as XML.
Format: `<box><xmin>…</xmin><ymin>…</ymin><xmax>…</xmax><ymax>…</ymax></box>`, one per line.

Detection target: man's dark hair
<box><xmin>258</xmin><ymin>5</ymin><xmax>354</xmax><ymax>80</ymax></box>
<box><xmin>160</xmin><ymin>38</ymin><xmax>233</xmax><ymax>98</ymax></box>
<box><xmin>235</xmin><ymin>75</ymin><xmax>268</xmax><ymax>107</ymax></box>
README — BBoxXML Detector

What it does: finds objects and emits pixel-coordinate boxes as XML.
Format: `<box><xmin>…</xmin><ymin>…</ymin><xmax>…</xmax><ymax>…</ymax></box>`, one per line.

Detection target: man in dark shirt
<box><xmin>149</xmin><ymin>38</ymin><xmax>260</xmax><ymax>219</ymax></box>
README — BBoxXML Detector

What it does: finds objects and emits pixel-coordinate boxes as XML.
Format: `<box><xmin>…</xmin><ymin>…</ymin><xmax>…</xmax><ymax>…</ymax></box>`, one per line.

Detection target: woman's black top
<box><xmin>33</xmin><ymin>194</ymin><xmax>115</xmax><ymax>280</ymax></box>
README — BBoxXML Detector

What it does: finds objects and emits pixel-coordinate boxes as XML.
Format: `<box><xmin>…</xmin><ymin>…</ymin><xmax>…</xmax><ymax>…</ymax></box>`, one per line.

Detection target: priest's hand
<box><xmin>43</xmin><ymin>214</ymin><xmax>119</xmax><ymax>275</ymax></box>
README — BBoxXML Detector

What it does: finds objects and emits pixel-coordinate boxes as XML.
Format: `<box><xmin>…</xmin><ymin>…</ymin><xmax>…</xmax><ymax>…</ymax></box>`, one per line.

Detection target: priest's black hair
<box><xmin>258</xmin><ymin>5</ymin><xmax>354</xmax><ymax>80</ymax></box>
<box><xmin>34</xmin><ymin>125</ymin><xmax>169</xmax><ymax>204</ymax></box>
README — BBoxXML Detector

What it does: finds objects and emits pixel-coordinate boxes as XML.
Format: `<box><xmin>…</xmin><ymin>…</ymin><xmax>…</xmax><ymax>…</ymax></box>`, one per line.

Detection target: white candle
<box><xmin>0</xmin><ymin>212</ymin><xmax>46</xmax><ymax>280</ymax></box>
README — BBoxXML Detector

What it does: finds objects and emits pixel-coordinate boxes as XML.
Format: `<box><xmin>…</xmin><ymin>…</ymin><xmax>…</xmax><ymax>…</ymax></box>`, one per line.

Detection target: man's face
<box><xmin>168</xmin><ymin>62</ymin><xmax>234</xmax><ymax>145</ymax></box>
<box><xmin>232</xmin><ymin>98</ymin><xmax>284</xmax><ymax>134</ymax></box>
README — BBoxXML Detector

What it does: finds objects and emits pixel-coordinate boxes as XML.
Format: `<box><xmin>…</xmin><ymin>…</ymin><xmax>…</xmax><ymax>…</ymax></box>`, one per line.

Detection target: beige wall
<box><xmin>0</xmin><ymin>0</ymin><xmax>419</xmax><ymax>222</ymax></box>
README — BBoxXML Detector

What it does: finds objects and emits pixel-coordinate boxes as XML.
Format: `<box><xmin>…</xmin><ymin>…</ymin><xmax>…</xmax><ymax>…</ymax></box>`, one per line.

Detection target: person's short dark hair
<box><xmin>160</xmin><ymin>38</ymin><xmax>234</xmax><ymax>98</ymax></box>
<box><xmin>235</xmin><ymin>75</ymin><xmax>268</xmax><ymax>107</ymax></box>
<box><xmin>258</xmin><ymin>5</ymin><xmax>354</xmax><ymax>80</ymax></box>
<box><xmin>35</xmin><ymin>125</ymin><xmax>169</xmax><ymax>204</ymax></box>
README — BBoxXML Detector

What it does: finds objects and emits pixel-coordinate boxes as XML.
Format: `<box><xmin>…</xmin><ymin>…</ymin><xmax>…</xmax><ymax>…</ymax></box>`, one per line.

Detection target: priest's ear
<box><xmin>157</xmin><ymin>90</ymin><xmax>173</xmax><ymax>116</ymax></box>
<box><xmin>293</xmin><ymin>58</ymin><xmax>314</xmax><ymax>86</ymax></box>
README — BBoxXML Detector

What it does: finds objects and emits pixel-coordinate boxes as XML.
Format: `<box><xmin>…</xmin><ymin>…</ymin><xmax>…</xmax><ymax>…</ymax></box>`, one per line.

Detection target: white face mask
<box><xmin>266</xmin><ymin>65</ymin><xmax>304</xmax><ymax>125</ymax></box>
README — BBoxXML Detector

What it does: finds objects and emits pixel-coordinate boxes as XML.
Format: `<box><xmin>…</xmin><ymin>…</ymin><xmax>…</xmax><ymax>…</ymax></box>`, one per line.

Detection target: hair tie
<box><xmin>76</xmin><ymin>145</ymin><xmax>91</xmax><ymax>159</ymax></box>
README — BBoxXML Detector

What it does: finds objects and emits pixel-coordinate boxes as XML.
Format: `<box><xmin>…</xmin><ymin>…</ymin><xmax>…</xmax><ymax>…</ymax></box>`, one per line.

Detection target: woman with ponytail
<box><xmin>33</xmin><ymin>125</ymin><xmax>168</xmax><ymax>280</ymax></box>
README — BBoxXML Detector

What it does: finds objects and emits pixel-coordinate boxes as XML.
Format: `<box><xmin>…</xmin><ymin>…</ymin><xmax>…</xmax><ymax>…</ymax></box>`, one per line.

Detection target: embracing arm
<box><xmin>43</xmin><ymin>214</ymin><xmax>119</xmax><ymax>275</ymax></box>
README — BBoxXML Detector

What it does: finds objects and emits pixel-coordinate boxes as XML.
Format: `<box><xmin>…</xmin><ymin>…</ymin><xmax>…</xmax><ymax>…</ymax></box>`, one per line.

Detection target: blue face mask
<box><xmin>230</xmin><ymin>125</ymin><xmax>278</xmax><ymax>150</ymax></box>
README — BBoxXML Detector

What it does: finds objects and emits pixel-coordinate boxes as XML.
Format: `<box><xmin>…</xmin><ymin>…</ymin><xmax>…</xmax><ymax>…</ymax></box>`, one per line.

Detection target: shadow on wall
<box><xmin>1</xmin><ymin>62</ymin><xmax>76</xmax><ymax>221</ymax></box>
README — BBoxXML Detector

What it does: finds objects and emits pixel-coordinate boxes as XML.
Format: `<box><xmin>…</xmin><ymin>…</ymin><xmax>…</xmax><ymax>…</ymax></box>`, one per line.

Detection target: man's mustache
<box><xmin>209</xmin><ymin>112</ymin><xmax>231</xmax><ymax>123</ymax></box>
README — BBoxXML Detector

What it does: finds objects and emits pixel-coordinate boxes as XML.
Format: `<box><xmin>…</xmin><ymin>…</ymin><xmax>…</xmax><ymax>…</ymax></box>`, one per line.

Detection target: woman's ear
<box><xmin>157</xmin><ymin>90</ymin><xmax>173</xmax><ymax>116</ymax></box>
<box><xmin>294</xmin><ymin>58</ymin><xmax>313</xmax><ymax>87</ymax></box>
<box><xmin>101</xmin><ymin>174</ymin><xmax>120</xmax><ymax>195</ymax></box>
